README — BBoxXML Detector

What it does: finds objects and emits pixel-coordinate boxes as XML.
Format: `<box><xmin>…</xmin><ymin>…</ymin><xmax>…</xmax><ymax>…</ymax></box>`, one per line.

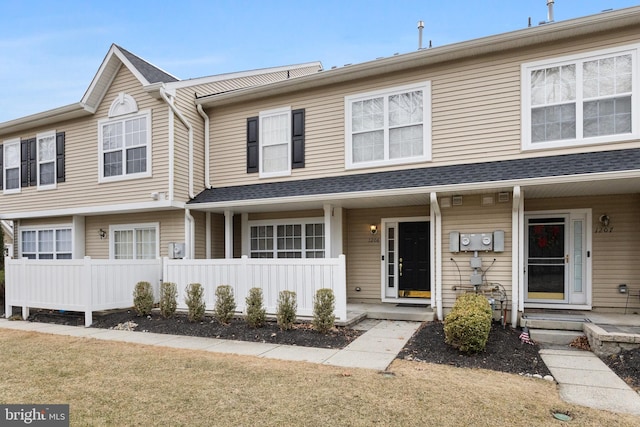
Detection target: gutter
<box><xmin>196</xmin><ymin>104</ymin><xmax>211</xmax><ymax>189</ymax></box>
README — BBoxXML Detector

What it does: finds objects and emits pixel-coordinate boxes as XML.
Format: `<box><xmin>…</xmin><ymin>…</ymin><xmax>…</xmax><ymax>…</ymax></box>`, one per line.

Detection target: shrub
<box><xmin>245</xmin><ymin>287</ymin><xmax>266</xmax><ymax>328</ymax></box>
<box><xmin>312</xmin><ymin>288</ymin><xmax>335</xmax><ymax>333</ymax></box>
<box><xmin>132</xmin><ymin>281</ymin><xmax>154</xmax><ymax>316</ymax></box>
<box><xmin>185</xmin><ymin>283</ymin><xmax>206</xmax><ymax>322</ymax></box>
<box><xmin>159</xmin><ymin>281</ymin><xmax>178</xmax><ymax>318</ymax></box>
<box><xmin>276</xmin><ymin>290</ymin><xmax>297</xmax><ymax>330</ymax></box>
<box><xmin>214</xmin><ymin>285</ymin><xmax>237</xmax><ymax>325</ymax></box>
<box><xmin>444</xmin><ymin>293</ymin><xmax>493</xmax><ymax>354</ymax></box>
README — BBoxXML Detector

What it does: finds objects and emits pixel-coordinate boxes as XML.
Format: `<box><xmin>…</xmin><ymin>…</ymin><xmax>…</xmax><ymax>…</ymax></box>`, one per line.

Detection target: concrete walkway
<box><xmin>540</xmin><ymin>348</ymin><xmax>640</xmax><ymax>416</ymax></box>
<box><xmin>0</xmin><ymin>318</ymin><xmax>421</xmax><ymax>371</ymax></box>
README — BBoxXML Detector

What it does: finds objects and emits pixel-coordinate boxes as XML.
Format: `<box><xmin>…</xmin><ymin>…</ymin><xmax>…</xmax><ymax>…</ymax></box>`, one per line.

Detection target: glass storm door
<box><xmin>525</xmin><ymin>213</ymin><xmax>588</xmax><ymax>305</ymax></box>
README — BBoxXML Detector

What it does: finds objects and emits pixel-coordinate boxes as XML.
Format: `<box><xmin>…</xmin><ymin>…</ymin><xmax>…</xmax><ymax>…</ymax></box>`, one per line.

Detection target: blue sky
<box><xmin>1</xmin><ymin>0</ymin><xmax>639</xmax><ymax>123</ymax></box>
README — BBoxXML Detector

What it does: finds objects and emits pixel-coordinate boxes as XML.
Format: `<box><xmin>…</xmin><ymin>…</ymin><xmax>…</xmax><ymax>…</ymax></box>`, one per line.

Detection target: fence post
<box><xmin>20</xmin><ymin>258</ymin><xmax>29</xmax><ymax>320</ymax></box>
<box><xmin>83</xmin><ymin>256</ymin><xmax>93</xmax><ymax>327</ymax></box>
<box><xmin>4</xmin><ymin>257</ymin><xmax>13</xmax><ymax>319</ymax></box>
<box><xmin>335</xmin><ymin>255</ymin><xmax>347</xmax><ymax>321</ymax></box>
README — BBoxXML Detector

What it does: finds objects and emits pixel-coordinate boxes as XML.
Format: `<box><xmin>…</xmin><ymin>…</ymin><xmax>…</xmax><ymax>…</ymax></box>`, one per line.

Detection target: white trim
<box><xmin>98</xmin><ymin>109</ymin><xmax>152</xmax><ymax>183</ymax></box>
<box><xmin>108</xmin><ymin>92</ymin><xmax>139</xmax><ymax>118</ymax></box>
<box><xmin>521</xmin><ymin>43</ymin><xmax>640</xmax><ymax>151</ymax></box>
<box><xmin>380</xmin><ymin>216</ymin><xmax>430</xmax><ymax>302</ymax></box>
<box><xmin>36</xmin><ymin>130</ymin><xmax>57</xmax><ymax>191</ymax></box>
<box><xmin>2</xmin><ymin>138</ymin><xmax>20</xmax><ymax>194</ymax></box>
<box><xmin>0</xmin><ymin>200</ymin><xmax>182</xmax><ymax>220</ymax></box>
<box><xmin>259</xmin><ymin>106</ymin><xmax>292</xmax><ymax>179</ymax></box>
<box><xmin>108</xmin><ymin>222</ymin><xmax>159</xmax><ymax>260</ymax></box>
<box><xmin>345</xmin><ymin>81</ymin><xmax>432</xmax><ymax>170</ymax></box>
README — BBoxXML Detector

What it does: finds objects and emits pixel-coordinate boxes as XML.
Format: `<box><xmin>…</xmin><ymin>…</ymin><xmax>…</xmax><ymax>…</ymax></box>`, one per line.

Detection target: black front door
<box><xmin>398</xmin><ymin>221</ymin><xmax>430</xmax><ymax>297</ymax></box>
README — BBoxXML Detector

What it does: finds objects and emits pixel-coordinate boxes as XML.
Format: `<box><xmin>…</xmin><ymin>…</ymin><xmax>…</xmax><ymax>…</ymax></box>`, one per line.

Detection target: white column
<box><xmin>324</xmin><ymin>204</ymin><xmax>332</xmax><ymax>258</ymax></box>
<box><xmin>430</xmin><ymin>192</ymin><xmax>443</xmax><ymax>321</ymax></box>
<box><xmin>224</xmin><ymin>210</ymin><xmax>233</xmax><ymax>259</ymax></box>
<box><xmin>205</xmin><ymin>212</ymin><xmax>211</xmax><ymax>259</ymax></box>
<box><xmin>511</xmin><ymin>186</ymin><xmax>522</xmax><ymax>327</ymax></box>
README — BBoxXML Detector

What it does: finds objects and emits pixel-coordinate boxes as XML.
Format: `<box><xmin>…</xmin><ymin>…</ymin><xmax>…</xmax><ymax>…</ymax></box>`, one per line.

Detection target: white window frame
<box><xmin>248</xmin><ymin>217</ymin><xmax>325</xmax><ymax>259</ymax></box>
<box><xmin>19</xmin><ymin>225</ymin><xmax>73</xmax><ymax>259</ymax></box>
<box><xmin>521</xmin><ymin>44</ymin><xmax>639</xmax><ymax>151</ymax></box>
<box><xmin>259</xmin><ymin>107</ymin><xmax>291</xmax><ymax>178</ymax></box>
<box><xmin>98</xmin><ymin>110</ymin><xmax>152</xmax><ymax>183</ymax></box>
<box><xmin>345</xmin><ymin>81</ymin><xmax>432</xmax><ymax>170</ymax></box>
<box><xmin>3</xmin><ymin>138</ymin><xmax>21</xmax><ymax>194</ymax></box>
<box><xmin>109</xmin><ymin>222</ymin><xmax>159</xmax><ymax>260</ymax></box>
<box><xmin>36</xmin><ymin>130</ymin><xmax>57</xmax><ymax>190</ymax></box>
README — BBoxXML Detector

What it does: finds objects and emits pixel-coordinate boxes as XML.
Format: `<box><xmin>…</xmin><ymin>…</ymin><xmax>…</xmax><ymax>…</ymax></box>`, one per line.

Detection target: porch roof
<box><xmin>189</xmin><ymin>148</ymin><xmax>640</xmax><ymax>211</ymax></box>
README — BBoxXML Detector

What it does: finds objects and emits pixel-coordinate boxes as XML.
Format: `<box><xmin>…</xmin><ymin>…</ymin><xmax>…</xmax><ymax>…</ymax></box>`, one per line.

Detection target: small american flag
<box><xmin>519</xmin><ymin>327</ymin><xmax>534</xmax><ymax>345</ymax></box>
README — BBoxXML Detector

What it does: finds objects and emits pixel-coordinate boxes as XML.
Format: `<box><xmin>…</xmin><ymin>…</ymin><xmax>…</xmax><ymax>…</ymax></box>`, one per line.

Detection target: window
<box><xmin>345</xmin><ymin>82</ymin><xmax>431</xmax><ymax>169</ymax></box>
<box><xmin>246</xmin><ymin>108</ymin><xmax>305</xmax><ymax>175</ymax></box>
<box><xmin>3</xmin><ymin>139</ymin><xmax>20</xmax><ymax>193</ymax></box>
<box><xmin>99</xmin><ymin>112</ymin><xmax>151</xmax><ymax>182</ymax></box>
<box><xmin>249</xmin><ymin>219</ymin><xmax>324</xmax><ymax>258</ymax></box>
<box><xmin>522</xmin><ymin>46</ymin><xmax>637</xmax><ymax>150</ymax></box>
<box><xmin>37</xmin><ymin>131</ymin><xmax>56</xmax><ymax>189</ymax></box>
<box><xmin>110</xmin><ymin>223</ymin><xmax>158</xmax><ymax>259</ymax></box>
<box><xmin>1</xmin><ymin>132</ymin><xmax>64</xmax><ymax>193</ymax></box>
<box><xmin>20</xmin><ymin>227</ymin><xmax>72</xmax><ymax>259</ymax></box>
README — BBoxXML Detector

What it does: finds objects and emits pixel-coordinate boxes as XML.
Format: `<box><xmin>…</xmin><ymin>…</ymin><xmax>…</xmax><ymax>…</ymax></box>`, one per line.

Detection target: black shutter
<box><xmin>28</xmin><ymin>138</ymin><xmax>36</xmax><ymax>186</ymax></box>
<box><xmin>20</xmin><ymin>140</ymin><xmax>29</xmax><ymax>187</ymax></box>
<box><xmin>246</xmin><ymin>116</ymin><xmax>259</xmax><ymax>173</ymax></box>
<box><xmin>56</xmin><ymin>132</ymin><xmax>65</xmax><ymax>183</ymax></box>
<box><xmin>0</xmin><ymin>144</ymin><xmax>3</xmax><ymax>190</ymax></box>
<box><xmin>291</xmin><ymin>109</ymin><xmax>305</xmax><ymax>169</ymax></box>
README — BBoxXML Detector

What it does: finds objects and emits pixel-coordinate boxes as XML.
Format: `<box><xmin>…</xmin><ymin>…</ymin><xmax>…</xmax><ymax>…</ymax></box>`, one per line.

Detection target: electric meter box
<box><xmin>168</xmin><ymin>242</ymin><xmax>185</xmax><ymax>259</ymax></box>
<box><xmin>459</xmin><ymin>233</ymin><xmax>493</xmax><ymax>252</ymax></box>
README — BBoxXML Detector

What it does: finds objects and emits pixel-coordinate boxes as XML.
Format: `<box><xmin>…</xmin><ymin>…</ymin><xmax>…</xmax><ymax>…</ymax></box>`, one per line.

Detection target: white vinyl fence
<box><xmin>5</xmin><ymin>257</ymin><xmax>162</xmax><ymax>326</ymax></box>
<box><xmin>164</xmin><ymin>255</ymin><xmax>347</xmax><ymax>321</ymax></box>
<box><xmin>5</xmin><ymin>255</ymin><xmax>347</xmax><ymax>327</ymax></box>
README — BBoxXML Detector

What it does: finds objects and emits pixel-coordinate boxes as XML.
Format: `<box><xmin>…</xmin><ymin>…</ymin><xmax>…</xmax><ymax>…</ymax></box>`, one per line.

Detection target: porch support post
<box><xmin>205</xmin><ymin>212</ymin><xmax>211</xmax><ymax>259</ymax></box>
<box><xmin>430</xmin><ymin>192</ymin><xmax>443</xmax><ymax>321</ymax></box>
<box><xmin>224</xmin><ymin>210</ymin><xmax>233</xmax><ymax>259</ymax></box>
<box><xmin>323</xmin><ymin>204</ymin><xmax>343</xmax><ymax>258</ymax></box>
<box><xmin>323</xmin><ymin>204</ymin><xmax>332</xmax><ymax>258</ymax></box>
<box><xmin>241</xmin><ymin>213</ymin><xmax>249</xmax><ymax>256</ymax></box>
<box><xmin>511</xmin><ymin>186</ymin><xmax>522</xmax><ymax>327</ymax></box>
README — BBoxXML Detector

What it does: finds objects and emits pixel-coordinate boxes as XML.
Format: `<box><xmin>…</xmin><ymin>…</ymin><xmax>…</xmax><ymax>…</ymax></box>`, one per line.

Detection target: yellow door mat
<box><xmin>399</xmin><ymin>290</ymin><xmax>431</xmax><ymax>298</ymax></box>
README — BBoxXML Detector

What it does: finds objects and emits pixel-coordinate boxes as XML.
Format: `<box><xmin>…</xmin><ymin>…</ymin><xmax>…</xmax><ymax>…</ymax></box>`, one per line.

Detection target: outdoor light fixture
<box><xmin>370</xmin><ymin>224</ymin><xmax>378</xmax><ymax>235</ymax></box>
<box><xmin>99</xmin><ymin>229</ymin><xmax>106</xmax><ymax>239</ymax></box>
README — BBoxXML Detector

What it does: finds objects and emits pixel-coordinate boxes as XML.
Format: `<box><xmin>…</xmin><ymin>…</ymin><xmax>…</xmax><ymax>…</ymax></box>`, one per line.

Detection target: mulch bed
<box><xmin>21</xmin><ymin>306</ymin><xmax>640</xmax><ymax>388</ymax></box>
<box><xmin>398</xmin><ymin>321</ymin><xmax>552</xmax><ymax>377</ymax></box>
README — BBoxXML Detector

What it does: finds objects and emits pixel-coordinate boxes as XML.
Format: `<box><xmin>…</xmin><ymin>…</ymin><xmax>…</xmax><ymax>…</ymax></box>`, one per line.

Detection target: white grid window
<box><xmin>523</xmin><ymin>46</ymin><xmax>637</xmax><ymax>150</ymax></box>
<box><xmin>99</xmin><ymin>113</ymin><xmax>150</xmax><ymax>181</ymax></box>
<box><xmin>21</xmin><ymin>227</ymin><xmax>72</xmax><ymax>259</ymax></box>
<box><xmin>346</xmin><ymin>82</ymin><xmax>431</xmax><ymax>169</ymax></box>
<box><xmin>37</xmin><ymin>131</ymin><xmax>56</xmax><ymax>188</ymax></box>
<box><xmin>259</xmin><ymin>108</ymin><xmax>291</xmax><ymax>178</ymax></box>
<box><xmin>250</xmin><ymin>220</ymin><xmax>324</xmax><ymax>259</ymax></box>
<box><xmin>112</xmin><ymin>224</ymin><xmax>158</xmax><ymax>260</ymax></box>
<box><xmin>3</xmin><ymin>139</ymin><xmax>20</xmax><ymax>192</ymax></box>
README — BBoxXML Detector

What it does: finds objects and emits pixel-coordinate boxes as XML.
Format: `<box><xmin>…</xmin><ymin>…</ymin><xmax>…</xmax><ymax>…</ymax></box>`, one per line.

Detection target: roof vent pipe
<box><xmin>417</xmin><ymin>20</ymin><xmax>424</xmax><ymax>50</ymax></box>
<box><xmin>547</xmin><ymin>0</ymin><xmax>555</xmax><ymax>23</ymax></box>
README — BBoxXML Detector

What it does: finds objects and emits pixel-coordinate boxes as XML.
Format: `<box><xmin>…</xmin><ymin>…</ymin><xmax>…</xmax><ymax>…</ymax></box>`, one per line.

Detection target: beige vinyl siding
<box><xmin>346</xmin><ymin>205</ymin><xmax>429</xmax><ymax>303</ymax></box>
<box><xmin>207</xmin><ymin>27</ymin><xmax>640</xmax><ymax>189</ymax></box>
<box><xmin>210</xmin><ymin>213</ymin><xmax>225</xmax><ymax>259</ymax></box>
<box><xmin>525</xmin><ymin>194</ymin><xmax>640</xmax><ymax>312</ymax></box>
<box><xmin>192</xmin><ymin>210</ymin><xmax>206</xmax><ymax>259</ymax></box>
<box><xmin>176</xmin><ymin>87</ymin><xmax>206</xmax><ymax>196</ymax></box>
<box><xmin>0</xmin><ymin>67</ymin><xmax>172</xmax><ymax>216</ymax></box>
<box><xmin>85</xmin><ymin>211</ymin><xmax>184</xmax><ymax>259</ymax></box>
<box><xmin>440</xmin><ymin>196</ymin><xmax>513</xmax><ymax>312</ymax></box>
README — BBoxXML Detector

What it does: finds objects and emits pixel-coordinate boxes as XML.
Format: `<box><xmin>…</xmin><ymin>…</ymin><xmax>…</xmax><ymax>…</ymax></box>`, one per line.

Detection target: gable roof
<box><xmin>195</xmin><ymin>6</ymin><xmax>640</xmax><ymax>109</ymax></box>
<box><xmin>188</xmin><ymin>148</ymin><xmax>640</xmax><ymax>209</ymax></box>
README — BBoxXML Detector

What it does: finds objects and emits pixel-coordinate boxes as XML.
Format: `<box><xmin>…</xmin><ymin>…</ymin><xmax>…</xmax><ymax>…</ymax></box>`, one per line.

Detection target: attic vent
<box><xmin>109</xmin><ymin>92</ymin><xmax>139</xmax><ymax>117</ymax></box>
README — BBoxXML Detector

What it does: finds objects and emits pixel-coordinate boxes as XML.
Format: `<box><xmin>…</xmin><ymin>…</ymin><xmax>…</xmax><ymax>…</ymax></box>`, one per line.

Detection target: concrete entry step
<box><xmin>347</xmin><ymin>303</ymin><xmax>435</xmax><ymax>323</ymax></box>
<box><xmin>521</xmin><ymin>314</ymin><xmax>588</xmax><ymax>331</ymax></box>
<box><xmin>529</xmin><ymin>329</ymin><xmax>584</xmax><ymax>345</ymax></box>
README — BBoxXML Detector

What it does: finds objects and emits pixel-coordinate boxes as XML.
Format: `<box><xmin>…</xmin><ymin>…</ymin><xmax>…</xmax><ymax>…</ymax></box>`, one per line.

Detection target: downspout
<box><xmin>196</xmin><ymin>104</ymin><xmax>211</xmax><ymax>189</ymax></box>
<box><xmin>511</xmin><ymin>186</ymin><xmax>521</xmax><ymax>327</ymax></box>
<box><xmin>159</xmin><ymin>87</ymin><xmax>195</xmax><ymax>258</ymax></box>
<box><xmin>430</xmin><ymin>193</ymin><xmax>443</xmax><ymax>321</ymax></box>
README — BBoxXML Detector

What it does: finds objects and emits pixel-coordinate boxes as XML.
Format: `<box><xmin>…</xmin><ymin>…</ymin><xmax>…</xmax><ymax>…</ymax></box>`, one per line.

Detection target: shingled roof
<box><xmin>189</xmin><ymin>148</ymin><xmax>640</xmax><ymax>205</ymax></box>
<box><xmin>116</xmin><ymin>45</ymin><xmax>178</xmax><ymax>84</ymax></box>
